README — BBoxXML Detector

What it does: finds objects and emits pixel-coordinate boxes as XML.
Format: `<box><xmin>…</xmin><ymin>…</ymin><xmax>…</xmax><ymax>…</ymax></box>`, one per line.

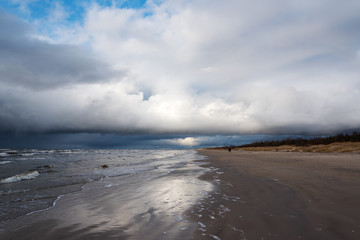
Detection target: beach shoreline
<box><xmin>1</xmin><ymin>149</ymin><xmax>359</xmax><ymax>240</ymax></box>
<box><xmin>0</xmin><ymin>149</ymin><xmax>211</xmax><ymax>240</ymax></box>
<box><xmin>210</xmin><ymin>142</ymin><xmax>360</xmax><ymax>153</ymax></box>
<box><xmin>191</xmin><ymin>149</ymin><xmax>360</xmax><ymax>240</ymax></box>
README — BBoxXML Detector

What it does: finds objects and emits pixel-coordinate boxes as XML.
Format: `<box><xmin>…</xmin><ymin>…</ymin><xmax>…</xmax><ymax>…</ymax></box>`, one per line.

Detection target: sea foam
<box><xmin>0</xmin><ymin>171</ymin><xmax>39</xmax><ymax>184</ymax></box>
<box><xmin>0</xmin><ymin>161</ymin><xmax>12</xmax><ymax>165</ymax></box>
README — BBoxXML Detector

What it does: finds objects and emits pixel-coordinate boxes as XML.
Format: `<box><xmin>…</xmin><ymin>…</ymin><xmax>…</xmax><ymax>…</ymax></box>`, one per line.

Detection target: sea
<box><xmin>0</xmin><ymin>149</ymin><xmax>214</xmax><ymax>239</ymax></box>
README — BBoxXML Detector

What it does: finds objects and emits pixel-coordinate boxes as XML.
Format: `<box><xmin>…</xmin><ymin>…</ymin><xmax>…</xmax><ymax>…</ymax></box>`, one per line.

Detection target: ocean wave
<box><xmin>0</xmin><ymin>161</ymin><xmax>12</xmax><ymax>165</ymax></box>
<box><xmin>0</xmin><ymin>188</ymin><xmax>30</xmax><ymax>196</ymax></box>
<box><xmin>5</xmin><ymin>151</ymin><xmax>19</xmax><ymax>155</ymax></box>
<box><xmin>0</xmin><ymin>171</ymin><xmax>39</xmax><ymax>184</ymax></box>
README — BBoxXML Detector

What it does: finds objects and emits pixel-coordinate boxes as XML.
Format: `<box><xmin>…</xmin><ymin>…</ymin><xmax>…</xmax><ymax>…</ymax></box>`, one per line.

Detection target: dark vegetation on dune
<box><xmin>206</xmin><ymin>132</ymin><xmax>360</xmax><ymax>149</ymax></box>
<box><xmin>236</xmin><ymin>132</ymin><xmax>360</xmax><ymax>148</ymax></box>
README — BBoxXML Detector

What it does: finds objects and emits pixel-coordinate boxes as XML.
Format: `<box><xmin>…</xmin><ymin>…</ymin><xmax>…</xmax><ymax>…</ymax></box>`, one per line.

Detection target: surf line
<box><xmin>26</xmin><ymin>182</ymin><xmax>88</xmax><ymax>216</ymax></box>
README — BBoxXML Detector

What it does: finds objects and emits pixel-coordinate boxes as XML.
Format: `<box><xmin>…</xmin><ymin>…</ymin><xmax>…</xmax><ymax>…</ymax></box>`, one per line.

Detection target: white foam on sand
<box><xmin>0</xmin><ymin>171</ymin><xmax>39</xmax><ymax>184</ymax></box>
<box><xmin>210</xmin><ymin>234</ymin><xmax>222</xmax><ymax>240</ymax></box>
<box><xmin>26</xmin><ymin>194</ymin><xmax>64</xmax><ymax>216</ymax></box>
<box><xmin>198</xmin><ymin>222</ymin><xmax>206</xmax><ymax>228</ymax></box>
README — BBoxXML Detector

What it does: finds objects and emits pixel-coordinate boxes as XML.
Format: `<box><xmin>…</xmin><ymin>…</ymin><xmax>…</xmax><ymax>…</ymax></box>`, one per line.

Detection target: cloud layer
<box><xmin>1</xmin><ymin>0</ymin><xmax>360</xmax><ymax>135</ymax></box>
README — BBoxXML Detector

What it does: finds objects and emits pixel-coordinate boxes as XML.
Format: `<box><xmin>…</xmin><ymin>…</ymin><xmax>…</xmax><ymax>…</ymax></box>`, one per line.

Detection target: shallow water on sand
<box><xmin>0</xmin><ymin>149</ymin><xmax>212</xmax><ymax>239</ymax></box>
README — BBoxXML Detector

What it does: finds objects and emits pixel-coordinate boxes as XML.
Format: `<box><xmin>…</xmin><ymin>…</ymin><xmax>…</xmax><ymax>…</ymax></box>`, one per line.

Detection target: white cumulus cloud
<box><xmin>0</xmin><ymin>0</ymin><xmax>360</xmax><ymax>135</ymax></box>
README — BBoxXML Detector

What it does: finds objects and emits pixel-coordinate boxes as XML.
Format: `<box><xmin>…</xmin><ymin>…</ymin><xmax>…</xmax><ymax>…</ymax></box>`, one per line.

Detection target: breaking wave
<box><xmin>0</xmin><ymin>171</ymin><xmax>39</xmax><ymax>184</ymax></box>
<box><xmin>0</xmin><ymin>161</ymin><xmax>12</xmax><ymax>165</ymax></box>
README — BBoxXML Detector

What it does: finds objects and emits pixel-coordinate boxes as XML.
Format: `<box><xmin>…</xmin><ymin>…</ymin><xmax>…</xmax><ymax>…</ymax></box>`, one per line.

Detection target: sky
<box><xmin>0</xmin><ymin>0</ymin><xmax>359</xmax><ymax>148</ymax></box>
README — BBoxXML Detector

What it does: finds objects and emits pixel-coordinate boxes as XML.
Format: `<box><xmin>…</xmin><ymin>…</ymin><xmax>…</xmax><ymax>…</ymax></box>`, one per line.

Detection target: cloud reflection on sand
<box><xmin>45</xmin><ymin>176</ymin><xmax>212</xmax><ymax>239</ymax></box>
<box><xmin>0</xmin><ymin>152</ymin><xmax>213</xmax><ymax>240</ymax></box>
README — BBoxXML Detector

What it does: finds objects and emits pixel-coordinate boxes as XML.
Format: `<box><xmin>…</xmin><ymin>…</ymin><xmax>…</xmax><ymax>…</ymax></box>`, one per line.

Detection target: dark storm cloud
<box><xmin>0</xmin><ymin>10</ymin><xmax>123</xmax><ymax>90</ymax></box>
<box><xmin>0</xmin><ymin>133</ymin><xmax>322</xmax><ymax>149</ymax></box>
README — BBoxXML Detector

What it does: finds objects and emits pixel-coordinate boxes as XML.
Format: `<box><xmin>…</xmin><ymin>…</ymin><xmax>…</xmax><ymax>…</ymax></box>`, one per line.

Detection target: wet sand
<box><xmin>0</xmin><ymin>159</ymin><xmax>212</xmax><ymax>240</ymax></box>
<box><xmin>192</xmin><ymin>150</ymin><xmax>360</xmax><ymax>240</ymax></box>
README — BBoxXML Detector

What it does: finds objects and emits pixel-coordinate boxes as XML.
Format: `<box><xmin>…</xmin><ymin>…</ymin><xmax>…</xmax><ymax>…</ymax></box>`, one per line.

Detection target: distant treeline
<box><xmin>237</xmin><ymin>132</ymin><xmax>360</xmax><ymax>148</ymax></box>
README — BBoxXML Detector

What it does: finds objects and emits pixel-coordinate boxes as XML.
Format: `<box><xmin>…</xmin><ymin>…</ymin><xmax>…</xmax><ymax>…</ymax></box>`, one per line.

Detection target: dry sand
<box><xmin>193</xmin><ymin>150</ymin><xmax>360</xmax><ymax>240</ymax></box>
<box><xmin>233</xmin><ymin>142</ymin><xmax>360</xmax><ymax>153</ymax></box>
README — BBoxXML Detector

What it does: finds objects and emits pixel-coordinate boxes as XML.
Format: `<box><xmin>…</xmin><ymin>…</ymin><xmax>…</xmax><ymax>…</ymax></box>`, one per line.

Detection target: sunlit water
<box><xmin>0</xmin><ymin>149</ymin><xmax>212</xmax><ymax>239</ymax></box>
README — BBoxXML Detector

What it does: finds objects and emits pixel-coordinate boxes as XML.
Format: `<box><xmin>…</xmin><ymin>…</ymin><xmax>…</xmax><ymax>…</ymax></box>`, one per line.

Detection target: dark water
<box><xmin>0</xmin><ymin>149</ymin><xmax>213</xmax><ymax>239</ymax></box>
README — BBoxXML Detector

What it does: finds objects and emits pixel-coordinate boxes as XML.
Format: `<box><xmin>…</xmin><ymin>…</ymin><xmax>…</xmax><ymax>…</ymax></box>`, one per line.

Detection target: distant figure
<box><xmin>228</xmin><ymin>147</ymin><xmax>231</xmax><ymax>152</ymax></box>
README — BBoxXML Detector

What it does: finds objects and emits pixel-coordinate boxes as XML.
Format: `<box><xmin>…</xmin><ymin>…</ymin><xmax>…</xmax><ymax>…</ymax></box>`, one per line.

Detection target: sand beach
<box><xmin>193</xmin><ymin>149</ymin><xmax>360</xmax><ymax>240</ymax></box>
<box><xmin>1</xmin><ymin>148</ymin><xmax>359</xmax><ymax>240</ymax></box>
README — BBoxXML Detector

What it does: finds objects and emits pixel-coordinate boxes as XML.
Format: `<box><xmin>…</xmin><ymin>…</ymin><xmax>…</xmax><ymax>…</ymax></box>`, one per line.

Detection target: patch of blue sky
<box><xmin>0</xmin><ymin>1</ymin><xmax>79</xmax><ymax>23</ymax></box>
<box><xmin>0</xmin><ymin>1</ymin><xmax>29</xmax><ymax>20</ymax></box>
<box><xmin>100</xmin><ymin>0</ymin><xmax>147</xmax><ymax>9</ymax></box>
<box><xmin>0</xmin><ymin>0</ymin><xmax>147</xmax><ymax>24</ymax></box>
<box><xmin>94</xmin><ymin>0</ymin><xmax>151</xmax><ymax>17</ymax></box>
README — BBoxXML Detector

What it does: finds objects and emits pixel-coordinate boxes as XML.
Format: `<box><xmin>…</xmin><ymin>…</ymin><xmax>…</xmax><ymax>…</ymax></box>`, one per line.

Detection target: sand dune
<box><xmin>233</xmin><ymin>142</ymin><xmax>360</xmax><ymax>153</ymax></box>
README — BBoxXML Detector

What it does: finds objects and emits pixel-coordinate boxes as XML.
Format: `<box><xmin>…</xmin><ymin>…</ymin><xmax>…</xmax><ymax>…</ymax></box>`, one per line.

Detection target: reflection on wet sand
<box><xmin>1</xmin><ymin>162</ymin><xmax>212</xmax><ymax>240</ymax></box>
